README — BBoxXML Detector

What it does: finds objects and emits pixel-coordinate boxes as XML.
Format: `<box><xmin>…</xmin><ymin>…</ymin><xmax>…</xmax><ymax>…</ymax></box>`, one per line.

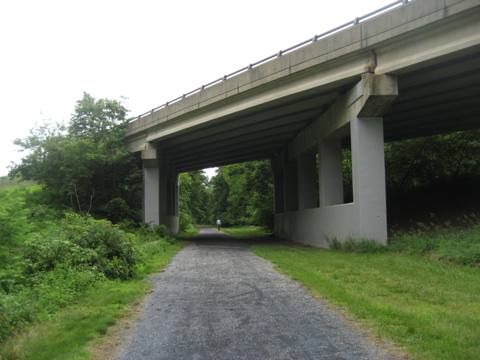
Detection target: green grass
<box><xmin>0</xmin><ymin>280</ymin><xmax>149</xmax><ymax>360</ymax></box>
<box><xmin>222</xmin><ymin>226</ymin><xmax>272</xmax><ymax>238</ymax></box>
<box><xmin>252</xmin><ymin>240</ymin><xmax>480</xmax><ymax>360</ymax></box>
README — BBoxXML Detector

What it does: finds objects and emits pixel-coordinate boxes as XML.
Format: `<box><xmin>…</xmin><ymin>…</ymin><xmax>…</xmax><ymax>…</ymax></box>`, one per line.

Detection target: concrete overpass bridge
<box><xmin>125</xmin><ymin>0</ymin><xmax>480</xmax><ymax>247</ymax></box>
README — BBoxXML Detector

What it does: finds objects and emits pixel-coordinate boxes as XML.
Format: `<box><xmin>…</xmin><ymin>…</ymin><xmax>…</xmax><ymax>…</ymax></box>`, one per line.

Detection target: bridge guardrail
<box><xmin>130</xmin><ymin>0</ymin><xmax>410</xmax><ymax>123</ymax></box>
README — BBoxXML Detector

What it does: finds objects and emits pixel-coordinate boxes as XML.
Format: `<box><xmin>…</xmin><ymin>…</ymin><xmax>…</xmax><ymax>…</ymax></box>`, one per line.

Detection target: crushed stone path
<box><xmin>116</xmin><ymin>229</ymin><xmax>398</xmax><ymax>360</ymax></box>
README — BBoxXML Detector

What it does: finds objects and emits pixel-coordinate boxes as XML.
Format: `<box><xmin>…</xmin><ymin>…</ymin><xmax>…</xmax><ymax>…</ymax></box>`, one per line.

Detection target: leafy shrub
<box><xmin>24</xmin><ymin>213</ymin><xmax>137</xmax><ymax>280</ymax></box>
<box><xmin>23</xmin><ymin>236</ymin><xmax>95</xmax><ymax>273</ymax></box>
<box><xmin>103</xmin><ymin>197</ymin><xmax>131</xmax><ymax>223</ymax></box>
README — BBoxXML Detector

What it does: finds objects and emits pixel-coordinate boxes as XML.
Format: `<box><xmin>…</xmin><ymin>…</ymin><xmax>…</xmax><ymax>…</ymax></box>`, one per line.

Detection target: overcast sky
<box><xmin>0</xmin><ymin>0</ymin><xmax>393</xmax><ymax>177</ymax></box>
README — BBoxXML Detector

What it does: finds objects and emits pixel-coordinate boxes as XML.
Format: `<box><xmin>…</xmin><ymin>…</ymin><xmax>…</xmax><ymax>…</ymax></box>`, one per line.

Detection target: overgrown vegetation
<box><xmin>0</xmin><ymin>182</ymin><xmax>183</xmax><ymax>358</ymax></box>
<box><xmin>0</xmin><ymin>94</ymin><xmax>183</xmax><ymax>358</ymax></box>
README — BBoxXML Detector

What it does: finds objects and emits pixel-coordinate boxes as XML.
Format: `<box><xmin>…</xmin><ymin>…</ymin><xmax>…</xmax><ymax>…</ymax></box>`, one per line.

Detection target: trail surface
<box><xmin>117</xmin><ymin>228</ymin><xmax>397</xmax><ymax>360</ymax></box>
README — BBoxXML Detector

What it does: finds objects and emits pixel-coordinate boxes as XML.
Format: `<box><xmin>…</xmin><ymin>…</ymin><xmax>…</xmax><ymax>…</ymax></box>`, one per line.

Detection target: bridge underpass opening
<box><xmin>175</xmin><ymin>161</ymin><xmax>275</xmax><ymax>235</ymax></box>
<box><xmin>127</xmin><ymin>0</ymin><xmax>480</xmax><ymax>247</ymax></box>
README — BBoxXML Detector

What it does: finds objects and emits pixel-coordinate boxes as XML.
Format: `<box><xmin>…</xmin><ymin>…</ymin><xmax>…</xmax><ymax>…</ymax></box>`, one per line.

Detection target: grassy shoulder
<box><xmin>252</xmin><ymin>228</ymin><xmax>480</xmax><ymax>360</ymax></box>
<box><xmin>222</xmin><ymin>226</ymin><xmax>272</xmax><ymax>238</ymax></box>
<box><xmin>0</xmin><ymin>182</ymin><xmax>184</xmax><ymax>360</ymax></box>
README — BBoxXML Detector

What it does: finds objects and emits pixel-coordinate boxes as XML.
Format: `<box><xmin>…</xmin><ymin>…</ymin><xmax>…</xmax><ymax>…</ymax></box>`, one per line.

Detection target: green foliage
<box><xmin>0</xmin><ymin>183</ymin><xmax>179</xmax><ymax>347</ymax></box>
<box><xmin>23</xmin><ymin>214</ymin><xmax>137</xmax><ymax>280</ymax></box>
<box><xmin>0</xmin><ymin>233</ymin><xmax>182</xmax><ymax>359</ymax></box>
<box><xmin>210</xmin><ymin>160</ymin><xmax>273</xmax><ymax>227</ymax></box>
<box><xmin>179</xmin><ymin>171</ymin><xmax>210</xmax><ymax>230</ymax></box>
<box><xmin>10</xmin><ymin>93</ymin><xmax>142</xmax><ymax>222</ymax></box>
<box><xmin>384</xmin><ymin>130</ymin><xmax>480</xmax><ymax>195</ymax></box>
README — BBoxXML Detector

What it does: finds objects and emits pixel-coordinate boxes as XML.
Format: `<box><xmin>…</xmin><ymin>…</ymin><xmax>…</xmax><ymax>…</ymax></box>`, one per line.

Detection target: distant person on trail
<box><xmin>216</xmin><ymin>219</ymin><xmax>222</xmax><ymax>231</ymax></box>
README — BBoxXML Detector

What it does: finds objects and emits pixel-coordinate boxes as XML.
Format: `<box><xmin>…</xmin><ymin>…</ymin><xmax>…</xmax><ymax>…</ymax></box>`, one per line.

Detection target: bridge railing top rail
<box><xmin>130</xmin><ymin>0</ymin><xmax>409</xmax><ymax>123</ymax></box>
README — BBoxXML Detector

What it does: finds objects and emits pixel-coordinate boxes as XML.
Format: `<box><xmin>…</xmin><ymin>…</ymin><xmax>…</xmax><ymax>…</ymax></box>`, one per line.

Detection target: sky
<box><xmin>0</xmin><ymin>0</ymin><xmax>394</xmax><ymax>178</ymax></box>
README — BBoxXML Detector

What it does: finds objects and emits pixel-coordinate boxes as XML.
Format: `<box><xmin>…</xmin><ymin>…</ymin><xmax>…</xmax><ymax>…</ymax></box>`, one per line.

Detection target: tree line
<box><xmin>179</xmin><ymin>160</ymin><xmax>274</xmax><ymax>230</ymax></box>
<box><xmin>10</xmin><ymin>93</ymin><xmax>480</xmax><ymax>231</ymax></box>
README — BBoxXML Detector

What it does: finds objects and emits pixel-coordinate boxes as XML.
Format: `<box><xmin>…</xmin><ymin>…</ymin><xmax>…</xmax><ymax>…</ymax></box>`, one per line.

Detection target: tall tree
<box><xmin>11</xmin><ymin>93</ymin><xmax>142</xmax><ymax>222</ymax></box>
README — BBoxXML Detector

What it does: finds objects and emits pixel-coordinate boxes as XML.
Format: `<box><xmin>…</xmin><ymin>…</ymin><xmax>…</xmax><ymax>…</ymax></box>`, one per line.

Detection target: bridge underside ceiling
<box><xmin>156</xmin><ymin>48</ymin><xmax>480</xmax><ymax>173</ymax></box>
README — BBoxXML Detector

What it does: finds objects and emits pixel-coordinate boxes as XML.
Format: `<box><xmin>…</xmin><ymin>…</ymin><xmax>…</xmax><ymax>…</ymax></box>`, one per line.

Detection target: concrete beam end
<box><xmin>359</xmin><ymin>74</ymin><xmax>398</xmax><ymax>117</ymax></box>
<box><xmin>141</xmin><ymin>143</ymin><xmax>159</xmax><ymax>167</ymax></box>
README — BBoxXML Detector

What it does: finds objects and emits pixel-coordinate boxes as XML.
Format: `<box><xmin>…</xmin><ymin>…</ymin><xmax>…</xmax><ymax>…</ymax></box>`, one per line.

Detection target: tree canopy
<box><xmin>11</xmin><ymin>93</ymin><xmax>142</xmax><ymax>222</ymax></box>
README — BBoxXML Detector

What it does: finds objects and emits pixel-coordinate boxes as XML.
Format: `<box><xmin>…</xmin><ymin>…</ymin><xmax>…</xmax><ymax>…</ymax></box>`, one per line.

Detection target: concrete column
<box><xmin>143</xmin><ymin>160</ymin><xmax>160</xmax><ymax>225</ymax></box>
<box><xmin>142</xmin><ymin>143</ymin><xmax>160</xmax><ymax>226</ymax></box>
<box><xmin>141</xmin><ymin>143</ymin><xmax>179</xmax><ymax>234</ymax></box>
<box><xmin>284</xmin><ymin>160</ymin><xmax>298</xmax><ymax>212</ymax></box>
<box><xmin>271</xmin><ymin>158</ymin><xmax>285</xmax><ymax>213</ymax></box>
<box><xmin>350</xmin><ymin>117</ymin><xmax>387</xmax><ymax>243</ymax></box>
<box><xmin>173</xmin><ymin>173</ymin><xmax>179</xmax><ymax>217</ymax></box>
<box><xmin>318</xmin><ymin>139</ymin><xmax>344</xmax><ymax>206</ymax></box>
<box><xmin>297</xmin><ymin>152</ymin><xmax>317</xmax><ymax>209</ymax></box>
<box><xmin>163</xmin><ymin>171</ymin><xmax>179</xmax><ymax>234</ymax></box>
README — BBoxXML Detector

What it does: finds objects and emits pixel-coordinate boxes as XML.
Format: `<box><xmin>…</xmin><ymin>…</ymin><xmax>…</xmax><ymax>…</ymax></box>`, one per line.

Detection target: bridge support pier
<box><xmin>297</xmin><ymin>152</ymin><xmax>317</xmax><ymax>210</ymax></box>
<box><xmin>274</xmin><ymin>74</ymin><xmax>397</xmax><ymax>247</ymax></box>
<box><xmin>142</xmin><ymin>144</ymin><xmax>179</xmax><ymax>234</ymax></box>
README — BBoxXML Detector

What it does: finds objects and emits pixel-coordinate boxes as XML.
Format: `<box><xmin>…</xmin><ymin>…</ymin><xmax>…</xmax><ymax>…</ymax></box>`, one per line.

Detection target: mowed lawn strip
<box><xmin>1</xmin><ymin>240</ymin><xmax>183</xmax><ymax>360</ymax></box>
<box><xmin>251</xmin><ymin>244</ymin><xmax>480</xmax><ymax>360</ymax></box>
<box><xmin>222</xmin><ymin>226</ymin><xmax>271</xmax><ymax>238</ymax></box>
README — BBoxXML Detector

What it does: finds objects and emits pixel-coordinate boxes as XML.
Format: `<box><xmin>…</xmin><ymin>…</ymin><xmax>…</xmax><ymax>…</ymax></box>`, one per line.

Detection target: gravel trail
<box><xmin>117</xmin><ymin>229</ymin><xmax>398</xmax><ymax>360</ymax></box>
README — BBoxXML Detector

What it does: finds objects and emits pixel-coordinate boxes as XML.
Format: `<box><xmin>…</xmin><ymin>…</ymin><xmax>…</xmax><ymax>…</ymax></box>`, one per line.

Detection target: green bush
<box><xmin>23</xmin><ymin>236</ymin><xmax>95</xmax><ymax>273</ymax></box>
<box><xmin>24</xmin><ymin>213</ymin><xmax>137</xmax><ymax>280</ymax></box>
